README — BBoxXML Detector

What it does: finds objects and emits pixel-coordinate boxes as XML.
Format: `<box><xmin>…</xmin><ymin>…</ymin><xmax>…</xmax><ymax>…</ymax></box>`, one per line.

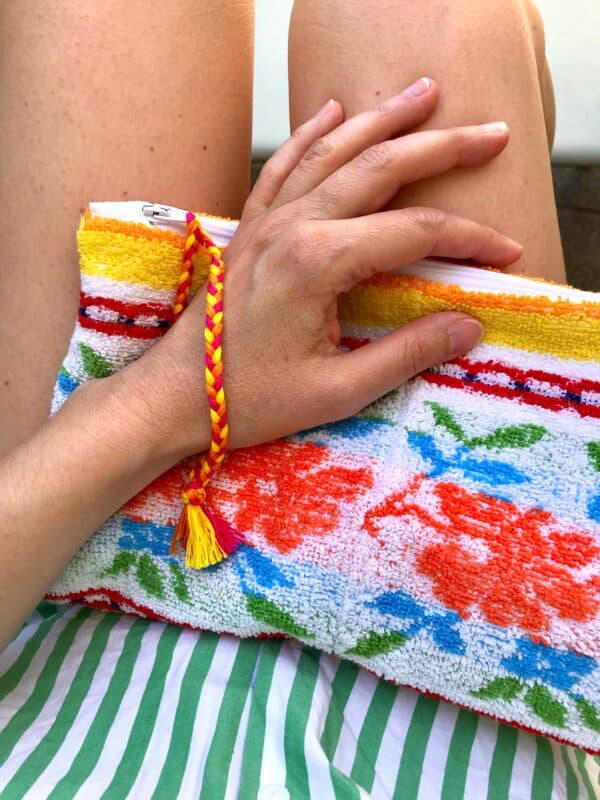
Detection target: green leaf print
<box><xmin>78</xmin><ymin>343</ymin><xmax>112</xmax><ymax>379</ymax></box>
<box><xmin>524</xmin><ymin>685</ymin><xmax>566</xmax><ymax>728</ymax></box>
<box><xmin>588</xmin><ymin>442</ymin><xmax>600</xmax><ymax>472</ymax></box>
<box><xmin>575</xmin><ymin>698</ymin><xmax>600</xmax><ymax>734</ymax></box>
<box><xmin>103</xmin><ymin>551</ymin><xmax>137</xmax><ymax>578</ymax></box>
<box><xmin>426</xmin><ymin>402</ymin><xmax>466</xmax><ymax>442</ymax></box>
<box><xmin>471</xmin><ymin>677</ymin><xmax>524</xmax><ymax>701</ymax></box>
<box><xmin>425</xmin><ymin>401</ymin><xmax>546</xmax><ymax>450</ymax></box>
<box><xmin>245</xmin><ymin>595</ymin><xmax>314</xmax><ymax>639</ymax></box>
<box><xmin>136</xmin><ymin>555</ymin><xmax>166</xmax><ymax>600</ymax></box>
<box><xmin>169</xmin><ymin>561</ymin><xmax>191</xmax><ymax>604</ymax></box>
<box><xmin>346</xmin><ymin>631</ymin><xmax>408</xmax><ymax>658</ymax></box>
<box><xmin>468</xmin><ymin>424</ymin><xmax>546</xmax><ymax>450</ymax></box>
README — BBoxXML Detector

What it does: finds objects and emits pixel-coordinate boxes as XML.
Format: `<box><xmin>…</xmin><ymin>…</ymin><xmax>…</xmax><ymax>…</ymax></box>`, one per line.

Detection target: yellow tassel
<box><xmin>182</xmin><ymin>502</ymin><xmax>227</xmax><ymax>569</ymax></box>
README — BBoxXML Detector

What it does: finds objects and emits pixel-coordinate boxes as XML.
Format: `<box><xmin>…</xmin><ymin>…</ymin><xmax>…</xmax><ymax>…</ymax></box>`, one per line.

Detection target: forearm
<box><xmin>0</xmin><ymin>366</ymin><xmax>205</xmax><ymax>651</ymax></box>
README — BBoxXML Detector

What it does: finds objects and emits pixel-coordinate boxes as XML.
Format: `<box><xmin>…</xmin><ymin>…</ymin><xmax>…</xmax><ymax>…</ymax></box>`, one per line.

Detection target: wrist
<box><xmin>93</xmin><ymin>351</ymin><xmax>211</xmax><ymax>470</ymax></box>
<box><xmin>64</xmin><ymin>373</ymin><xmax>179</xmax><ymax>486</ymax></box>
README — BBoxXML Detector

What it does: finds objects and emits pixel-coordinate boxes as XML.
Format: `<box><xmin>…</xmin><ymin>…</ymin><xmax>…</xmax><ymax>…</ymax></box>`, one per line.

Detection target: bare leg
<box><xmin>288</xmin><ymin>0</ymin><xmax>565</xmax><ymax>283</ymax></box>
<box><xmin>0</xmin><ymin>0</ymin><xmax>254</xmax><ymax>456</ymax></box>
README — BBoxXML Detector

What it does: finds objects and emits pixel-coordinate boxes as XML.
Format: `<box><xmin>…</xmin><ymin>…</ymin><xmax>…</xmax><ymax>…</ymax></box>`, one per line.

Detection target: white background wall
<box><xmin>253</xmin><ymin>0</ymin><xmax>600</xmax><ymax>163</ymax></box>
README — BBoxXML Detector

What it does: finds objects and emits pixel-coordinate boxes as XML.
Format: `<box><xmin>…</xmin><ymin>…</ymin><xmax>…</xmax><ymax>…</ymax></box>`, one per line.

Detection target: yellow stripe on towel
<box><xmin>340</xmin><ymin>277</ymin><xmax>600</xmax><ymax>362</ymax></box>
<box><xmin>78</xmin><ymin>229</ymin><xmax>210</xmax><ymax>293</ymax></box>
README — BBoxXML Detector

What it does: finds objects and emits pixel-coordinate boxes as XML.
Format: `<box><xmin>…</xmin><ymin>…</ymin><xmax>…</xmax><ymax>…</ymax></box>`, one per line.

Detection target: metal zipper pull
<box><xmin>141</xmin><ymin>203</ymin><xmax>188</xmax><ymax>227</ymax></box>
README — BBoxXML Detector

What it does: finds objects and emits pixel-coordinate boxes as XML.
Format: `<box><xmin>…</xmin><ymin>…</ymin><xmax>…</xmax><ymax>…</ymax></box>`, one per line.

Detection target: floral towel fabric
<box><xmin>48</xmin><ymin>208</ymin><xmax>600</xmax><ymax>752</ymax></box>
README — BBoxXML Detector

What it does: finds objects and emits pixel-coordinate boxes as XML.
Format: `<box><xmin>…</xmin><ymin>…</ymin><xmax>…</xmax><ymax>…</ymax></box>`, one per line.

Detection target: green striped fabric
<box><xmin>0</xmin><ymin>603</ymin><xmax>598</xmax><ymax>800</ymax></box>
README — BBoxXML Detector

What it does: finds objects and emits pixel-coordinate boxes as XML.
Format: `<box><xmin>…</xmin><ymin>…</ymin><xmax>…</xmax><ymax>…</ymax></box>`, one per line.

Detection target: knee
<box><xmin>460</xmin><ymin>0</ymin><xmax>555</xmax><ymax>148</ymax></box>
<box><xmin>456</xmin><ymin>0</ymin><xmax>546</xmax><ymax>57</ymax></box>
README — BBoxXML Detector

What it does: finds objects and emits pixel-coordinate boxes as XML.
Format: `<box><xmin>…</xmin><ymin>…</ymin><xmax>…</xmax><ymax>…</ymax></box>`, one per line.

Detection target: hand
<box><xmin>122</xmin><ymin>77</ymin><xmax>522</xmax><ymax>460</ymax></box>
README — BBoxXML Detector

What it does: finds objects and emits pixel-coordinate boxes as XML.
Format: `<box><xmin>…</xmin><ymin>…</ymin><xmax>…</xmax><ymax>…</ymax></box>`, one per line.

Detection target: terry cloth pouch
<box><xmin>48</xmin><ymin>201</ymin><xmax>600</xmax><ymax>753</ymax></box>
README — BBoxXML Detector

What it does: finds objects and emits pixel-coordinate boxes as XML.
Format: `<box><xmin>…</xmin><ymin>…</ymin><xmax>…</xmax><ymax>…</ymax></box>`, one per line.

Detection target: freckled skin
<box><xmin>0</xmin><ymin>0</ymin><xmax>254</xmax><ymax>455</ymax></box>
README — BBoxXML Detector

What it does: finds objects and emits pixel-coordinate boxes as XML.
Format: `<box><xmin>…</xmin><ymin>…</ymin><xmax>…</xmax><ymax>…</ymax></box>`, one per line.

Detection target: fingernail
<box><xmin>317</xmin><ymin>99</ymin><xmax>336</xmax><ymax>119</ymax></box>
<box><xmin>406</xmin><ymin>77</ymin><xmax>432</xmax><ymax>98</ymax></box>
<box><xmin>481</xmin><ymin>121</ymin><xmax>509</xmax><ymax>134</ymax></box>
<box><xmin>508</xmin><ymin>239</ymin><xmax>524</xmax><ymax>256</ymax></box>
<box><xmin>448</xmin><ymin>318</ymin><xmax>484</xmax><ymax>356</ymax></box>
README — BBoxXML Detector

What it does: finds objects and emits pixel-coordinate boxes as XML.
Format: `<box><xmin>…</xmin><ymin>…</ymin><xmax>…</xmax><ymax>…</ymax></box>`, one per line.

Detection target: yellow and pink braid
<box><xmin>169</xmin><ymin>211</ymin><xmax>244</xmax><ymax>569</ymax></box>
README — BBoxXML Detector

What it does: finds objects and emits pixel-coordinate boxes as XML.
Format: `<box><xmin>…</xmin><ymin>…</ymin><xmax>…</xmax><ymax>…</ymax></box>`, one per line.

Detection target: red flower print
<box><xmin>363</xmin><ymin>475</ymin><xmax>599</xmax><ymax>637</ymax></box>
<box><xmin>123</xmin><ymin>465</ymin><xmax>186</xmax><ymax>525</ymax></box>
<box><xmin>212</xmin><ymin>440</ymin><xmax>374</xmax><ymax>553</ymax></box>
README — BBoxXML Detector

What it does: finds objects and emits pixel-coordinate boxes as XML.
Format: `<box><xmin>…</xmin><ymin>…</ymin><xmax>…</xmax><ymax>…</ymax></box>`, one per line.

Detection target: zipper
<box><xmin>141</xmin><ymin>203</ymin><xmax>188</xmax><ymax>227</ymax></box>
<box><xmin>89</xmin><ymin>201</ymin><xmax>237</xmax><ymax>248</ymax></box>
<box><xmin>88</xmin><ymin>201</ymin><xmax>598</xmax><ymax>305</ymax></box>
<box><xmin>396</xmin><ymin>260</ymin><xmax>599</xmax><ymax>304</ymax></box>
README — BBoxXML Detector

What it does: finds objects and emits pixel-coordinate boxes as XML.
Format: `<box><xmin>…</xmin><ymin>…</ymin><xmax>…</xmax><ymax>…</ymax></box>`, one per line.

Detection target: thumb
<box><xmin>332</xmin><ymin>312</ymin><xmax>483</xmax><ymax>416</ymax></box>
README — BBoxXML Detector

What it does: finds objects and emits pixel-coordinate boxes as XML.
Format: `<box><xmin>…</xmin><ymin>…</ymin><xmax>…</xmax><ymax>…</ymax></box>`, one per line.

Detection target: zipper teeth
<box><xmin>88</xmin><ymin>201</ymin><xmax>598</xmax><ymax>304</ymax></box>
<box><xmin>401</xmin><ymin>261</ymin><xmax>598</xmax><ymax>304</ymax></box>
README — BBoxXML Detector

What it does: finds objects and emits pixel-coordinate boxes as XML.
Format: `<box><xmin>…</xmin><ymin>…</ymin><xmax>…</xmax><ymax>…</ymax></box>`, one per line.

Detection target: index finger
<box><xmin>301</xmin><ymin>209</ymin><xmax>522</xmax><ymax>296</ymax></box>
<box><xmin>271</xmin><ymin>78</ymin><xmax>439</xmax><ymax>209</ymax></box>
<box><xmin>296</xmin><ymin>122</ymin><xmax>510</xmax><ymax>221</ymax></box>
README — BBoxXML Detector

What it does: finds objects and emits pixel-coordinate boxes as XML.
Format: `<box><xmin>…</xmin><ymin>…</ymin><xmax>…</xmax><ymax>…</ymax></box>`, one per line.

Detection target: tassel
<box><xmin>170</xmin><ymin>494</ymin><xmax>245</xmax><ymax>569</ymax></box>
<box><xmin>169</xmin><ymin>212</ymin><xmax>243</xmax><ymax>570</ymax></box>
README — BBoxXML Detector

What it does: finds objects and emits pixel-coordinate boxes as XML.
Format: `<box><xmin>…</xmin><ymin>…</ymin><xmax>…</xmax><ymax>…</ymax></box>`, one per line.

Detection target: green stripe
<box><xmin>237</xmin><ymin>639</ymin><xmax>283</xmax><ymax>800</ymax></box>
<box><xmin>575</xmin><ymin>749</ymin><xmax>596</xmax><ymax>800</ymax></box>
<box><xmin>318</xmin><ymin>660</ymin><xmax>361</xmax><ymax>800</ymax></box>
<box><xmin>350</xmin><ymin>679</ymin><xmax>397</xmax><ymax>792</ymax></box>
<box><xmin>320</xmin><ymin>661</ymin><xmax>359</xmax><ymax>761</ymax></box>
<box><xmin>0</xmin><ymin>607</ymin><xmax>72</xmax><ymax>703</ymax></box>
<box><xmin>0</xmin><ymin>607</ymin><xmax>92</xmax><ymax>769</ymax></box>
<box><xmin>393</xmin><ymin>694</ymin><xmax>439</xmax><ymax>800</ymax></box>
<box><xmin>531</xmin><ymin>736</ymin><xmax>554</xmax><ymax>800</ymax></box>
<box><xmin>330</xmin><ymin>767</ymin><xmax>361</xmax><ymax>800</ymax></box>
<box><xmin>562</xmin><ymin>746</ymin><xmax>581</xmax><ymax>800</ymax></box>
<box><xmin>100</xmin><ymin>624</ymin><xmax>181</xmax><ymax>800</ymax></box>
<box><xmin>152</xmin><ymin>631</ymin><xmax>219</xmax><ymax>799</ymax></box>
<box><xmin>3</xmin><ymin>613</ymin><xmax>119</xmax><ymax>798</ymax></box>
<box><xmin>47</xmin><ymin>618</ymin><xmax>150</xmax><ymax>799</ymax></box>
<box><xmin>199</xmin><ymin>638</ymin><xmax>263</xmax><ymax>800</ymax></box>
<box><xmin>36</xmin><ymin>601</ymin><xmax>62</xmax><ymax>620</ymax></box>
<box><xmin>441</xmin><ymin>709</ymin><xmax>479</xmax><ymax>800</ymax></box>
<box><xmin>486</xmin><ymin>725</ymin><xmax>518</xmax><ymax>800</ymax></box>
<box><xmin>284</xmin><ymin>647</ymin><xmax>322</xmax><ymax>799</ymax></box>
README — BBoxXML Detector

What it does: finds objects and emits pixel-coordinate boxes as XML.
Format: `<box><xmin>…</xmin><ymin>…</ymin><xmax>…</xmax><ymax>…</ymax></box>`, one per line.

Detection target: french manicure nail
<box><xmin>481</xmin><ymin>121</ymin><xmax>509</xmax><ymax>134</ymax></box>
<box><xmin>406</xmin><ymin>77</ymin><xmax>432</xmax><ymax>98</ymax></box>
<box><xmin>448</xmin><ymin>318</ymin><xmax>484</xmax><ymax>356</ymax></box>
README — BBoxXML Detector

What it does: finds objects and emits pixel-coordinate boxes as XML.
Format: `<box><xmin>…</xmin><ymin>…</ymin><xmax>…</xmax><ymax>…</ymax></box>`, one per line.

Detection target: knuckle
<box><xmin>448</xmin><ymin>125</ymin><xmax>468</xmax><ymax>151</ymax></box>
<box><xmin>410</xmin><ymin>207</ymin><xmax>448</xmax><ymax>242</ymax></box>
<box><xmin>301</xmin><ymin>223</ymin><xmax>333</xmax><ymax>262</ymax></box>
<box><xmin>285</xmin><ymin>222</ymin><xmax>313</xmax><ymax>267</ymax></box>
<box><xmin>302</xmin><ymin>135</ymin><xmax>335</xmax><ymax>165</ymax></box>
<box><xmin>255</xmin><ymin>210</ymin><xmax>288</xmax><ymax>249</ymax></box>
<box><xmin>246</xmin><ymin>160</ymin><xmax>280</xmax><ymax>212</ymax></box>
<box><xmin>355</xmin><ymin>141</ymin><xmax>396</xmax><ymax>171</ymax></box>
<box><xmin>256</xmin><ymin>157</ymin><xmax>280</xmax><ymax>188</ymax></box>
<box><xmin>287</xmin><ymin>222</ymin><xmax>338</xmax><ymax>270</ymax></box>
<box><xmin>325</xmin><ymin>234</ymin><xmax>349</xmax><ymax>268</ymax></box>
<box><xmin>305</xmin><ymin>185</ymin><xmax>335</xmax><ymax>219</ymax></box>
<box><xmin>400</xmin><ymin>334</ymin><xmax>429</xmax><ymax>377</ymax></box>
<box><xmin>290</xmin><ymin>122</ymin><xmax>309</xmax><ymax>144</ymax></box>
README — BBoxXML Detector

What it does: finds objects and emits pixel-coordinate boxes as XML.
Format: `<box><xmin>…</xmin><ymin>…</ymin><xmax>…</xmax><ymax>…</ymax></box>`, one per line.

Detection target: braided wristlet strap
<box><xmin>169</xmin><ymin>212</ymin><xmax>244</xmax><ymax>569</ymax></box>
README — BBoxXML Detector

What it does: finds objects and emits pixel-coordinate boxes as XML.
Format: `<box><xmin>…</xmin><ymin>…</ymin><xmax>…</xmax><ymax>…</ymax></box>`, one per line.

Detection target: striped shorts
<box><xmin>0</xmin><ymin>603</ymin><xmax>598</xmax><ymax>799</ymax></box>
